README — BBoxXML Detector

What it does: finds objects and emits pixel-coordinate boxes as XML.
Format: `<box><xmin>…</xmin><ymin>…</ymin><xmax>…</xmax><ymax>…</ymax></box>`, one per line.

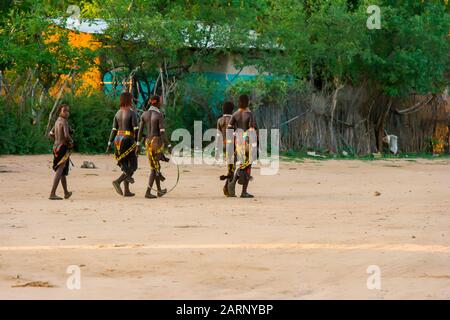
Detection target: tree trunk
<box><xmin>375</xmin><ymin>99</ymin><xmax>392</xmax><ymax>153</ymax></box>
<box><xmin>45</xmin><ymin>70</ymin><xmax>73</xmax><ymax>135</ymax></box>
<box><xmin>329</xmin><ymin>82</ymin><xmax>344</xmax><ymax>153</ymax></box>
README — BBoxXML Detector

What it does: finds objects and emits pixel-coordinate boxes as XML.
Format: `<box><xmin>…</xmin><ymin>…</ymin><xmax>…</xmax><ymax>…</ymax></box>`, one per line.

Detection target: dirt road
<box><xmin>0</xmin><ymin>154</ymin><xmax>449</xmax><ymax>299</ymax></box>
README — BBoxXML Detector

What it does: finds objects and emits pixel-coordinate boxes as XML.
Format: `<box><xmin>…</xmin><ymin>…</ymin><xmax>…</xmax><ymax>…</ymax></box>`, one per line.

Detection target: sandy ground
<box><xmin>0</xmin><ymin>154</ymin><xmax>449</xmax><ymax>300</ymax></box>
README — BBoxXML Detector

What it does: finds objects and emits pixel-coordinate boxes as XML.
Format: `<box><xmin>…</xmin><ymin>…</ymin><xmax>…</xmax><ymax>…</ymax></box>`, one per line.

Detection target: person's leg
<box><xmin>155</xmin><ymin>173</ymin><xmax>167</xmax><ymax>197</ymax></box>
<box><xmin>61</xmin><ymin>175</ymin><xmax>72</xmax><ymax>199</ymax></box>
<box><xmin>149</xmin><ymin>146</ymin><xmax>166</xmax><ymax>198</ymax></box>
<box><xmin>49</xmin><ymin>165</ymin><xmax>64</xmax><ymax>200</ymax></box>
<box><xmin>145</xmin><ymin>170</ymin><xmax>157</xmax><ymax>199</ymax></box>
<box><xmin>123</xmin><ymin>180</ymin><xmax>135</xmax><ymax>197</ymax></box>
<box><xmin>126</xmin><ymin>153</ymin><xmax>137</xmax><ymax>184</ymax></box>
<box><xmin>153</xmin><ymin>156</ymin><xmax>167</xmax><ymax>197</ymax></box>
<box><xmin>112</xmin><ymin>172</ymin><xmax>127</xmax><ymax>196</ymax></box>
<box><xmin>240</xmin><ymin>166</ymin><xmax>254</xmax><ymax>198</ymax></box>
<box><xmin>123</xmin><ymin>154</ymin><xmax>135</xmax><ymax>197</ymax></box>
<box><xmin>242</xmin><ymin>178</ymin><xmax>250</xmax><ymax>194</ymax></box>
<box><xmin>223</xmin><ymin>164</ymin><xmax>234</xmax><ymax>196</ymax></box>
<box><xmin>223</xmin><ymin>179</ymin><xmax>229</xmax><ymax>196</ymax></box>
<box><xmin>227</xmin><ymin>170</ymin><xmax>238</xmax><ymax>197</ymax></box>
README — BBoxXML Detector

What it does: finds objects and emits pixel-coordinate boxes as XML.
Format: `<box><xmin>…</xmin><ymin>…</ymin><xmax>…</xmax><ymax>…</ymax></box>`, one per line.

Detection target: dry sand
<box><xmin>0</xmin><ymin>154</ymin><xmax>449</xmax><ymax>299</ymax></box>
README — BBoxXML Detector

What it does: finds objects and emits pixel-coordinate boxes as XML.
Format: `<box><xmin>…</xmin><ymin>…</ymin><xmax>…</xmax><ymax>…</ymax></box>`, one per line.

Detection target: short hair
<box><xmin>120</xmin><ymin>92</ymin><xmax>133</xmax><ymax>108</ymax></box>
<box><xmin>150</xmin><ymin>95</ymin><xmax>160</xmax><ymax>106</ymax></box>
<box><xmin>238</xmin><ymin>94</ymin><xmax>249</xmax><ymax>109</ymax></box>
<box><xmin>58</xmin><ymin>104</ymin><xmax>69</xmax><ymax>114</ymax></box>
<box><xmin>222</xmin><ymin>101</ymin><xmax>234</xmax><ymax>114</ymax></box>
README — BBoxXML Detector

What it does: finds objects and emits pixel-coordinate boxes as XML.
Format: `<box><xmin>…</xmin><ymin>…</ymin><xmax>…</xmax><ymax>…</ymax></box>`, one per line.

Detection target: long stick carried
<box><xmin>45</xmin><ymin>69</ymin><xmax>74</xmax><ymax>136</ymax></box>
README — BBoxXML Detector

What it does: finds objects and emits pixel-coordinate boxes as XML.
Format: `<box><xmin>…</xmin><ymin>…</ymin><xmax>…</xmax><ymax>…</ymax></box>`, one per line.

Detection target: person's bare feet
<box><xmin>240</xmin><ymin>192</ymin><xmax>254</xmax><ymax>198</ymax></box>
<box><xmin>64</xmin><ymin>191</ymin><xmax>72</xmax><ymax>199</ymax></box>
<box><xmin>49</xmin><ymin>195</ymin><xmax>63</xmax><ymax>200</ymax></box>
<box><xmin>223</xmin><ymin>185</ymin><xmax>229</xmax><ymax>197</ymax></box>
<box><xmin>157</xmin><ymin>188</ymin><xmax>167</xmax><ymax>197</ymax></box>
<box><xmin>145</xmin><ymin>193</ymin><xmax>157</xmax><ymax>199</ymax></box>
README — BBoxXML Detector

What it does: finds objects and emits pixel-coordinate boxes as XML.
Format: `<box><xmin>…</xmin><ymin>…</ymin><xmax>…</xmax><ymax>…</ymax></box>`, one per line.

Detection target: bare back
<box><xmin>114</xmin><ymin>108</ymin><xmax>138</xmax><ymax>132</ymax></box>
<box><xmin>141</xmin><ymin>110</ymin><xmax>164</xmax><ymax>139</ymax></box>
<box><xmin>229</xmin><ymin>109</ymin><xmax>256</xmax><ymax>132</ymax></box>
<box><xmin>217</xmin><ymin>115</ymin><xmax>232</xmax><ymax>143</ymax></box>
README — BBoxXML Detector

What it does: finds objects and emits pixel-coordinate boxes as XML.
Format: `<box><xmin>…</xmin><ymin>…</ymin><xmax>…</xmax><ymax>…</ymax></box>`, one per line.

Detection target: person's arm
<box><xmin>132</xmin><ymin>111</ymin><xmax>139</xmax><ymax>139</ymax></box>
<box><xmin>216</xmin><ymin>118</ymin><xmax>223</xmax><ymax>142</ymax></box>
<box><xmin>216</xmin><ymin>118</ymin><xmax>223</xmax><ymax>160</ymax></box>
<box><xmin>106</xmin><ymin>116</ymin><xmax>118</xmax><ymax>153</ymax></box>
<box><xmin>159</xmin><ymin>115</ymin><xmax>172</xmax><ymax>152</ymax></box>
<box><xmin>48</xmin><ymin>124</ymin><xmax>56</xmax><ymax>140</ymax></box>
<box><xmin>63</xmin><ymin>120</ymin><xmax>73</xmax><ymax>147</ymax></box>
<box><xmin>251</xmin><ymin>113</ymin><xmax>259</xmax><ymax>159</ymax></box>
<box><xmin>136</xmin><ymin>115</ymin><xmax>145</xmax><ymax>156</ymax></box>
<box><xmin>63</xmin><ymin>121</ymin><xmax>70</xmax><ymax>139</ymax></box>
<box><xmin>228</xmin><ymin>114</ymin><xmax>236</xmax><ymax>130</ymax></box>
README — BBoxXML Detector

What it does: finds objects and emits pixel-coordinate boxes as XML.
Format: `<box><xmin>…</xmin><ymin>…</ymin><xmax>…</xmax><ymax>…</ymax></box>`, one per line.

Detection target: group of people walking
<box><xmin>48</xmin><ymin>92</ymin><xmax>258</xmax><ymax>200</ymax></box>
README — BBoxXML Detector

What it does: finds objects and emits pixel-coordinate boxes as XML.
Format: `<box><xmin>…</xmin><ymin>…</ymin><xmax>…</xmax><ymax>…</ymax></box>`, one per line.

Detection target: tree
<box><xmin>0</xmin><ymin>0</ymin><xmax>98</xmax><ymax>135</ymax></box>
<box><xmin>94</xmin><ymin>0</ymin><xmax>270</xmax><ymax>107</ymax></box>
<box><xmin>256</xmin><ymin>0</ymin><xmax>449</xmax><ymax>152</ymax></box>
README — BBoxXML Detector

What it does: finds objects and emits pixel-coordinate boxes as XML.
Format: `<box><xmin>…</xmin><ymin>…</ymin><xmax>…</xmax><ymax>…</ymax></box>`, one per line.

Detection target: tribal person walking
<box><xmin>136</xmin><ymin>95</ymin><xmax>172</xmax><ymax>199</ymax></box>
<box><xmin>217</xmin><ymin>101</ymin><xmax>235</xmax><ymax>197</ymax></box>
<box><xmin>227</xmin><ymin>94</ymin><xmax>258</xmax><ymax>198</ymax></box>
<box><xmin>107</xmin><ymin>92</ymin><xmax>139</xmax><ymax>197</ymax></box>
<box><xmin>49</xmin><ymin>104</ymin><xmax>73</xmax><ymax>200</ymax></box>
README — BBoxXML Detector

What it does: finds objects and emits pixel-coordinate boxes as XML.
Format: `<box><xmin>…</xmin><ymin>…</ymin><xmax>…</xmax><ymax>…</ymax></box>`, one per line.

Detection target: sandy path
<box><xmin>0</xmin><ymin>154</ymin><xmax>449</xmax><ymax>299</ymax></box>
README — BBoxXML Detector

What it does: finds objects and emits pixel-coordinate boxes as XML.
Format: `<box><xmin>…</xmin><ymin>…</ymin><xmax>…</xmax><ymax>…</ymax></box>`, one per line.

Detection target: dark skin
<box><xmin>228</xmin><ymin>106</ymin><xmax>258</xmax><ymax>197</ymax></box>
<box><xmin>217</xmin><ymin>114</ymin><xmax>232</xmax><ymax>142</ymax></box>
<box><xmin>107</xmin><ymin>105</ymin><xmax>139</xmax><ymax>196</ymax></box>
<box><xmin>217</xmin><ymin>114</ymin><xmax>233</xmax><ymax>196</ymax></box>
<box><xmin>228</xmin><ymin>107</ymin><xmax>257</xmax><ymax>132</ymax></box>
<box><xmin>49</xmin><ymin>106</ymin><xmax>73</xmax><ymax>200</ymax></box>
<box><xmin>136</xmin><ymin>98</ymin><xmax>171</xmax><ymax>198</ymax></box>
<box><xmin>106</xmin><ymin>107</ymin><xmax>138</xmax><ymax>152</ymax></box>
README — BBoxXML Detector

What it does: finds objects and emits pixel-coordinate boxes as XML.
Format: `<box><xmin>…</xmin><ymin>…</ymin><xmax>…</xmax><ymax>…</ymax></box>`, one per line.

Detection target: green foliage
<box><xmin>281</xmin><ymin>150</ymin><xmax>450</xmax><ymax>161</ymax></box>
<box><xmin>0</xmin><ymin>1</ymin><xmax>97</xmax><ymax>89</ymax></box>
<box><xmin>0</xmin><ymin>93</ymin><xmax>118</xmax><ymax>155</ymax></box>
<box><xmin>64</xmin><ymin>93</ymin><xmax>118</xmax><ymax>153</ymax></box>
<box><xmin>1</xmin><ymin>0</ymin><xmax>448</xmax><ymax>155</ymax></box>
<box><xmin>0</xmin><ymin>98</ymin><xmax>50</xmax><ymax>154</ymax></box>
<box><xmin>93</xmin><ymin>0</ymin><xmax>269</xmax><ymax>103</ymax></box>
<box><xmin>227</xmin><ymin>76</ymin><xmax>291</xmax><ymax>108</ymax></box>
<box><xmin>360</xmin><ymin>0</ymin><xmax>450</xmax><ymax>96</ymax></box>
<box><xmin>165</xmin><ymin>74</ymin><xmax>223</xmax><ymax>134</ymax></box>
<box><xmin>258</xmin><ymin>0</ymin><xmax>449</xmax><ymax>96</ymax></box>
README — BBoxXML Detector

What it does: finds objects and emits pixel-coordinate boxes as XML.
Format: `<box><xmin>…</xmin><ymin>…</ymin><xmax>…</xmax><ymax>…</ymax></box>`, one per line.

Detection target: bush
<box><xmin>64</xmin><ymin>93</ymin><xmax>118</xmax><ymax>153</ymax></box>
<box><xmin>165</xmin><ymin>75</ymin><xmax>223</xmax><ymax>136</ymax></box>
<box><xmin>0</xmin><ymin>93</ymin><xmax>118</xmax><ymax>155</ymax></box>
<box><xmin>0</xmin><ymin>98</ymin><xmax>50</xmax><ymax>154</ymax></box>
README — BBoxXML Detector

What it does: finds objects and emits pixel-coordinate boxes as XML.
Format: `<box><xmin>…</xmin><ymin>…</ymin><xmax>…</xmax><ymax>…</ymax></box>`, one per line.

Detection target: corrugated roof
<box><xmin>51</xmin><ymin>18</ymin><xmax>108</xmax><ymax>34</ymax></box>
